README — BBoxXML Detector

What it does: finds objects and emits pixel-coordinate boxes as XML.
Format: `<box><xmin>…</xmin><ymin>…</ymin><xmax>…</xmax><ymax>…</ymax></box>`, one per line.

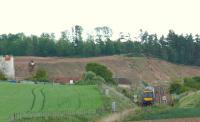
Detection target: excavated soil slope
<box><xmin>14</xmin><ymin>56</ymin><xmax>200</xmax><ymax>84</ymax></box>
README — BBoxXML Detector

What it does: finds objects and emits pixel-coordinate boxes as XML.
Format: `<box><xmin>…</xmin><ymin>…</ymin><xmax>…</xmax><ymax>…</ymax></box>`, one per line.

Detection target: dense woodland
<box><xmin>0</xmin><ymin>25</ymin><xmax>200</xmax><ymax>66</ymax></box>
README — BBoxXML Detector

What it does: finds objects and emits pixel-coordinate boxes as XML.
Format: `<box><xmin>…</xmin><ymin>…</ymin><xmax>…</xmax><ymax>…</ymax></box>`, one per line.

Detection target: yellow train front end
<box><xmin>142</xmin><ymin>90</ymin><xmax>154</xmax><ymax>106</ymax></box>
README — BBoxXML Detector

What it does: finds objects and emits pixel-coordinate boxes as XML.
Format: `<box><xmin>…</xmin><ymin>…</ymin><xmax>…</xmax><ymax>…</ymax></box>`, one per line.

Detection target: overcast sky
<box><xmin>0</xmin><ymin>0</ymin><xmax>200</xmax><ymax>39</ymax></box>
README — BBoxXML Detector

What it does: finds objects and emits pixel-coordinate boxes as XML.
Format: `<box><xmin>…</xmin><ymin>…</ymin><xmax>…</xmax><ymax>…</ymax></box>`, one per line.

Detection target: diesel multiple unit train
<box><xmin>142</xmin><ymin>86</ymin><xmax>155</xmax><ymax>105</ymax></box>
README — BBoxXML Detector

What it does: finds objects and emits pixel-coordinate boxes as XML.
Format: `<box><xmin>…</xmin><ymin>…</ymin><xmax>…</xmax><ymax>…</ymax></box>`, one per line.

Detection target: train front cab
<box><xmin>142</xmin><ymin>90</ymin><xmax>154</xmax><ymax>106</ymax></box>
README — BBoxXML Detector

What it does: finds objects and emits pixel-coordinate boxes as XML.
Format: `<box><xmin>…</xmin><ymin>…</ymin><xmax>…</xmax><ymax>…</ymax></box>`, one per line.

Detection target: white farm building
<box><xmin>0</xmin><ymin>55</ymin><xmax>15</xmax><ymax>80</ymax></box>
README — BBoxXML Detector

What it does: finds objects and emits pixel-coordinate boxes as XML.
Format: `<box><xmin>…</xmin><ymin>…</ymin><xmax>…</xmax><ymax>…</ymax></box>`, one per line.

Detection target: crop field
<box><xmin>0</xmin><ymin>82</ymin><xmax>103</xmax><ymax>121</ymax></box>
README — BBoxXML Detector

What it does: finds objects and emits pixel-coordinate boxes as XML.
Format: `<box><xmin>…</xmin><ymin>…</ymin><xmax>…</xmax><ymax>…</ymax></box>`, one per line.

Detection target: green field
<box><xmin>0</xmin><ymin>82</ymin><xmax>103</xmax><ymax>122</ymax></box>
<box><xmin>126</xmin><ymin>106</ymin><xmax>200</xmax><ymax>121</ymax></box>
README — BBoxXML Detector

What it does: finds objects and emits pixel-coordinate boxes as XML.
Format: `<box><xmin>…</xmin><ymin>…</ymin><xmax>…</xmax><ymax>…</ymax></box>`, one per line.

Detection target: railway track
<box><xmin>154</xmin><ymin>86</ymin><xmax>171</xmax><ymax>104</ymax></box>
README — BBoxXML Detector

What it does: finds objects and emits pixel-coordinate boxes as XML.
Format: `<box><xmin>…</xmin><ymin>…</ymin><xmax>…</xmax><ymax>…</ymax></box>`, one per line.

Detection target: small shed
<box><xmin>52</xmin><ymin>77</ymin><xmax>81</xmax><ymax>85</ymax></box>
<box><xmin>114</xmin><ymin>78</ymin><xmax>131</xmax><ymax>89</ymax></box>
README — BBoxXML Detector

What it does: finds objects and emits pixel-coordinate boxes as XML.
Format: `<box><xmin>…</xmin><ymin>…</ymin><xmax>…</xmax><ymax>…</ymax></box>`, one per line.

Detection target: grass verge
<box><xmin>126</xmin><ymin>105</ymin><xmax>200</xmax><ymax>121</ymax></box>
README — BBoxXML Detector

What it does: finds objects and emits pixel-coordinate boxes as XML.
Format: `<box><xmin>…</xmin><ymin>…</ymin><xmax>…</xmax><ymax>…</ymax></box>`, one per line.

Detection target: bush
<box><xmin>122</xmin><ymin>89</ymin><xmax>129</xmax><ymax>98</ymax></box>
<box><xmin>77</xmin><ymin>71</ymin><xmax>105</xmax><ymax>85</ymax></box>
<box><xmin>184</xmin><ymin>77</ymin><xmax>200</xmax><ymax>90</ymax></box>
<box><xmin>83</xmin><ymin>71</ymin><xmax>96</xmax><ymax>81</ymax></box>
<box><xmin>86</xmin><ymin>62</ymin><xmax>116</xmax><ymax>84</ymax></box>
<box><xmin>32</xmin><ymin>68</ymin><xmax>49</xmax><ymax>83</ymax></box>
<box><xmin>169</xmin><ymin>82</ymin><xmax>188</xmax><ymax>94</ymax></box>
<box><xmin>0</xmin><ymin>71</ymin><xmax>7</xmax><ymax>80</ymax></box>
<box><xmin>93</xmin><ymin>76</ymin><xmax>105</xmax><ymax>83</ymax></box>
<box><xmin>192</xmin><ymin>76</ymin><xmax>200</xmax><ymax>82</ymax></box>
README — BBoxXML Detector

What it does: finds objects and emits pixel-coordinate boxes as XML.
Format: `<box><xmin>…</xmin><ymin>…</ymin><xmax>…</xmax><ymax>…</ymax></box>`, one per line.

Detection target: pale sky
<box><xmin>0</xmin><ymin>0</ymin><xmax>200</xmax><ymax>39</ymax></box>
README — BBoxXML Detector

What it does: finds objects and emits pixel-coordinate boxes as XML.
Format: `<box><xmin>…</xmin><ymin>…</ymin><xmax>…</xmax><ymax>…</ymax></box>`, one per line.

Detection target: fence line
<box><xmin>5</xmin><ymin>109</ymin><xmax>107</xmax><ymax>122</ymax></box>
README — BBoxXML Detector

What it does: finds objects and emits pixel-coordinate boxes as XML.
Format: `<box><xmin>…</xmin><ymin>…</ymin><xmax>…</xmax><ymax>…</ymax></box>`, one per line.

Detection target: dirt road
<box><xmin>96</xmin><ymin>109</ymin><xmax>134</xmax><ymax>122</ymax></box>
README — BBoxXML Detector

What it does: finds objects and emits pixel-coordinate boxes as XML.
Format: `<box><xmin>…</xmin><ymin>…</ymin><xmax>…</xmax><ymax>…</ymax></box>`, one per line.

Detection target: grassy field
<box><xmin>126</xmin><ymin>105</ymin><xmax>200</xmax><ymax>121</ymax></box>
<box><xmin>0</xmin><ymin>82</ymin><xmax>103</xmax><ymax>122</ymax></box>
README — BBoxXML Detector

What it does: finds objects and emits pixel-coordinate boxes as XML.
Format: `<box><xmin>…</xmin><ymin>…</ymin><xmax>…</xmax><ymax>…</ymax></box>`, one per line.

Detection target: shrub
<box><xmin>32</xmin><ymin>68</ymin><xmax>49</xmax><ymax>83</ymax></box>
<box><xmin>86</xmin><ymin>62</ymin><xmax>116</xmax><ymax>84</ymax></box>
<box><xmin>0</xmin><ymin>71</ymin><xmax>7</xmax><ymax>80</ymax></box>
<box><xmin>169</xmin><ymin>82</ymin><xmax>188</xmax><ymax>94</ymax></box>
<box><xmin>122</xmin><ymin>89</ymin><xmax>129</xmax><ymax>98</ymax></box>
<box><xmin>192</xmin><ymin>76</ymin><xmax>200</xmax><ymax>82</ymax></box>
<box><xmin>93</xmin><ymin>76</ymin><xmax>105</xmax><ymax>83</ymax></box>
<box><xmin>83</xmin><ymin>71</ymin><xmax>96</xmax><ymax>81</ymax></box>
<box><xmin>184</xmin><ymin>77</ymin><xmax>200</xmax><ymax>90</ymax></box>
<box><xmin>77</xmin><ymin>71</ymin><xmax>105</xmax><ymax>85</ymax></box>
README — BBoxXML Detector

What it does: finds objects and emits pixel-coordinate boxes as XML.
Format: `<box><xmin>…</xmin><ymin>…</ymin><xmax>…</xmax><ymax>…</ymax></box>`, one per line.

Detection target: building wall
<box><xmin>118</xmin><ymin>84</ymin><xmax>131</xmax><ymax>89</ymax></box>
<box><xmin>0</xmin><ymin>56</ymin><xmax>15</xmax><ymax>80</ymax></box>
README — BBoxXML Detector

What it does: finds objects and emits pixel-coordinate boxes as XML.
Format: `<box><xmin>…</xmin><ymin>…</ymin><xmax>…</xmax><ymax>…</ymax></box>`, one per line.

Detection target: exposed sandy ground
<box><xmin>14</xmin><ymin>55</ymin><xmax>200</xmax><ymax>84</ymax></box>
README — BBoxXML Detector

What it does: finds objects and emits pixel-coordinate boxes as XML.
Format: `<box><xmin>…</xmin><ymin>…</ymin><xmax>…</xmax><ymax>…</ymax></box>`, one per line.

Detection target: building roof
<box><xmin>114</xmin><ymin>78</ymin><xmax>131</xmax><ymax>85</ymax></box>
<box><xmin>4</xmin><ymin>55</ymin><xmax>11</xmax><ymax>61</ymax></box>
<box><xmin>53</xmin><ymin>77</ymin><xmax>81</xmax><ymax>83</ymax></box>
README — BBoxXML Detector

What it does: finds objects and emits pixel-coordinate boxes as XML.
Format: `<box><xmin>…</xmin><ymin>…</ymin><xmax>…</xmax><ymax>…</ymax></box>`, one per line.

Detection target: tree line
<box><xmin>0</xmin><ymin>25</ymin><xmax>200</xmax><ymax>66</ymax></box>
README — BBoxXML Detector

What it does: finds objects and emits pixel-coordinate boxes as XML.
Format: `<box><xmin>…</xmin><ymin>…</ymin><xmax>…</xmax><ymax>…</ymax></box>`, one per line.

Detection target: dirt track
<box><xmin>96</xmin><ymin>109</ymin><xmax>134</xmax><ymax>122</ymax></box>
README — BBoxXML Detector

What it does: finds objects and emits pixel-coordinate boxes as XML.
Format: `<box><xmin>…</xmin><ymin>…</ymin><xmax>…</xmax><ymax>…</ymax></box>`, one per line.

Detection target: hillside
<box><xmin>15</xmin><ymin>56</ymin><xmax>200</xmax><ymax>84</ymax></box>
